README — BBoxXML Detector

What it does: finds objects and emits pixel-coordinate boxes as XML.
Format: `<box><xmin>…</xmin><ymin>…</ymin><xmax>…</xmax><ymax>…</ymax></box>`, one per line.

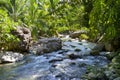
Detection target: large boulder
<box><xmin>30</xmin><ymin>37</ymin><xmax>62</xmax><ymax>55</ymax></box>
<box><xmin>11</xmin><ymin>26</ymin><xmax>32</xmax><ymax>52</ymax></box>
<box><xmin>0</xmin><ymin>51</ymin><xmax>24</xmax><ymax>63</ymax></box>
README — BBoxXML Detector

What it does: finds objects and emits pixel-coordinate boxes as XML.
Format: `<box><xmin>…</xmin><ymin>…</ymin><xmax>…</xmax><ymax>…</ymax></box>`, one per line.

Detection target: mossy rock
<box><xmin>112</xmin><ymin>55</ymin><xmax>120</xmax><ymax>63</ymax></box>
<box><xmin>106</xmin><ymin>52</ymin><xmax>118</xmax><ymax>60</ymax></box>
<box><xmin>90</xmin><ymin>50</ymin><xmax>100</xmax><ymax>56</ymax></box>
<box><xmin>79</xmin><ymin>34</ymin><xmax>89</xmax><ymax>40</ymax></box>
<box><xmin>82</xmin><ymin>72</ymin><xmax>108</xmax><ymax>80</ymax></box>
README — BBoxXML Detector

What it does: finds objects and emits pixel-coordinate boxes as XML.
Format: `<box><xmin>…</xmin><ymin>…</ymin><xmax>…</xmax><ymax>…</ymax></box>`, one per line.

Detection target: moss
<box><xmin>79</xmin><ymin>34</ymin><xmax>89</xmax><ymax>40</ymax></box>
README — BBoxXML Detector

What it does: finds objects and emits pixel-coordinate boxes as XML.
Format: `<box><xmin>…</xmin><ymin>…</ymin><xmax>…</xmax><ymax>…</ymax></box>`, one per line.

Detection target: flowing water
<box><xmin>0</xmin><ymin>38</ymin><xmax>109</xmax><ymax>80</ymax></box>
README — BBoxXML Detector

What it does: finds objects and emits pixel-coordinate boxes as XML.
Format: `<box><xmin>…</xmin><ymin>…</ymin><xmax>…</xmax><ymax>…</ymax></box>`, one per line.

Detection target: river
<box><xmin>0</xmin><ymin>38</ymin><xmax>109</xmax><ymax>80</ymax></box>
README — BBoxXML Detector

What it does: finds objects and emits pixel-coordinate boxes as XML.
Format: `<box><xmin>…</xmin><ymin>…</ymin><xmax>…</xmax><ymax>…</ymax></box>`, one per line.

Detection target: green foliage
<box><xmin>23</xmin><ymin>0</ymin><xmax>87</xmax><ymax>37</ymax></box>
<box><xmin>0</xmin><ymin>0</ymin><xmax>120</xmax><ymax>51</ymax></box>
<box><xmin>57</xmin><ymin>26</ymin><xmax>69</xmax><ymax>33</ymax></box>
<box><xmin>0</xmin><ymin>9</ymin><xmax>19</xmax><ymax>50</ymax></box>
<box><xmin>80</xmin><ymin>34</ymin><xmax>89</xmax><ymax>40</ymax></box>
<box><xmin>89</xmin><ymin>0</ymin><xmax>120</xmax><ymax>41</ymax></box>
<box><xmin>0</xmin><ymin>0</ymin><xmax>28</xmax><ymax>22</ymax></box>
<box><xmin>82</xmin><ymin>66</ymin><xmax>106</xmax><ymax>80</ymax></box>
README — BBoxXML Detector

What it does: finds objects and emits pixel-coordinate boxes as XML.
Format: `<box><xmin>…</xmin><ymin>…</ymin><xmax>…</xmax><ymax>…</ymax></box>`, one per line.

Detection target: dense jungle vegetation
<box><xmin>0</xmin><ymin>0</ymin><xmax>120</xmax><ymax>50</ymax></box>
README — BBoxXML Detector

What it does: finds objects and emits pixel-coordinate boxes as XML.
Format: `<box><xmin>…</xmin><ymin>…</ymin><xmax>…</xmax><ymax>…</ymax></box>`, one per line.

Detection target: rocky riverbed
<box><xmin>0</xmin><ymin>37</ymin><xmax>111</xmax><ymax>80</ymax></box>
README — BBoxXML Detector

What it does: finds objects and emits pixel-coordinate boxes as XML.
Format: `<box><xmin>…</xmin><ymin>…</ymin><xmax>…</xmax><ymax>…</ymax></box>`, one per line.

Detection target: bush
<box><xmin>0</xmin><ymin>9</ymin><xmax>19</xmax><ymax>51</ymax></box>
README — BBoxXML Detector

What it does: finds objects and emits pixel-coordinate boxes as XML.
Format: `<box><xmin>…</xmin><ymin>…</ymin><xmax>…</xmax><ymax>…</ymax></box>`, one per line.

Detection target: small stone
<box><xmin>49</xmin><ymin>58</ymin><xmax>63</xmax><ymax>63</ymax></box>
<box><xmin>92</xmin><ymin>43</ymin><xmax>105</xmax><ymax>52</ymax></box>
<box><xmin>79</xmin><ymin>43</ymin><xmax>82</xmax><ymax>45</ymax></box>
<box><xmin>68</xmin><ymin>54</ymin><xmax>80</xmax><ymax>59</ymax></box>
<box><xmin>75</xmin><ymin>48</ymin><xmax>81</xmax><ymax>52</ymax></box>
<box><xmin>78</xmin><ymin>63</ymin><xmax>86</xmax><ymax>67</ymax></box>
<box><xmin>70</xmin><ymin>45</ymin><xmax>76</xmax><ymax>48</ymax></box>
<box><xmin>70</xmin><ymin>30</ymin><xmax>87</xmax><ymax>38</ymax></box>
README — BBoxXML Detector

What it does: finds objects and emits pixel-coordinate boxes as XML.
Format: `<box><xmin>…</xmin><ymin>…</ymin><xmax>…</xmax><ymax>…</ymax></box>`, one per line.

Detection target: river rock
<box><xmin>65</xmin><ymin>52</ymin><xmax>81</xmax><ymax>59</ymax></box>
<box><xmin>90</xmin><ymin>50</ymin><xmax>100</xmax><ymax>56</ymax></box>
<box><xmin>92</xmin><ymin>43</ymin><xmax>105</xmax><ymax>51</ymax></box>
<box><xmin>105</xmin><ymin>52</ymin><xmax>117</xmax><ymax>60</ymax></box>
<box><xmin>30</xmin><ymin>38</ymin><xmax>62</xmax><ymax>55</ymax></box>
<box><xmin>104</xmin><ymin>38</ymin><xmax>120</xmax><ymax>51</ymax></box>
<box><xmin>113</xmin><ymin>37</ymin><xmax>120</xmax><ymax>51</ymax></box>
<box><xmin>90</xmin><ymin>43</ymin><xmax>105</xmax><ymax>55</ymax></box>
<box><xmin>69</xmin><ymin>30</ymin><xmax>87</xmax><ymax>38</ymax></box>
<box><xmin>0</xmin><ymin>51</ymin><xmax>24</xmax><ymax>63</ymax></box>
<box><xmin>11</xmin><ymin>26</ymin><xmax>32</xmax><ymax>52</ymax></box>
<box><xmin>105</xmin><ymin>42</ymin><xmax>114</xmax><ymax>52</ymax></box>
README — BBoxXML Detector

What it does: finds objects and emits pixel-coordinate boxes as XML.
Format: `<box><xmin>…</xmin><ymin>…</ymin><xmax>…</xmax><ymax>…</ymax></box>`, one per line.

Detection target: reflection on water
<box><xmin>0</xmin><ymin>63</ymin><xmax>20</xmax><ymax>79</ymax></box>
